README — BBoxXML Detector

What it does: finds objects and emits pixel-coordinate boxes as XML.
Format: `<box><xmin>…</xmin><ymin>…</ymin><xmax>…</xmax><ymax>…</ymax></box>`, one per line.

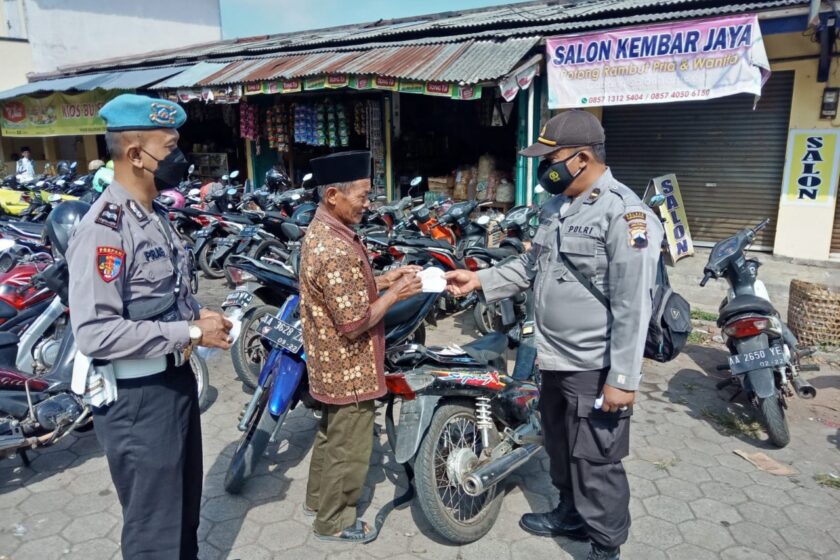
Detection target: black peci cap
<box><xmin>520</xmin><ymin>110</ymin><xmax>605</xmax><ymax>158</ymax></box>
<box><xmin>310</xmin><ymin>150</ymin><xmax>371</xmax><ymax>186</ymax></box>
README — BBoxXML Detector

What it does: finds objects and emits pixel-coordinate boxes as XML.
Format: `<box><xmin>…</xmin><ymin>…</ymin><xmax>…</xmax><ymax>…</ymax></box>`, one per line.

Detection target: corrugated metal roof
<box><xmin>0</xmin><ymin>66</ymin><xmax>183</xmax><ymax>99</ymax></box>
<box><xmin>199</xmin><ymin>37</ymin><xmax>539</xmax><ymax>85</ymax></box>
<box><xmin>150</xmin><ymin>62</ymin><xmax>230</xmax><ymax>89</ymax></box>
<box><xmin>35</xmin><ymin>0</ymin><xmax>809</xmax><ymax>76</ymax></box>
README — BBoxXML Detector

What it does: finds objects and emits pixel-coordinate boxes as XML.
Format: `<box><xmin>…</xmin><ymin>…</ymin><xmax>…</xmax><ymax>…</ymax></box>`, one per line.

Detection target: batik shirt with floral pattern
<box><xmin>299</xmin><ymin>207</ymin><xmax>386</xmax><ymax>405</ymax></box>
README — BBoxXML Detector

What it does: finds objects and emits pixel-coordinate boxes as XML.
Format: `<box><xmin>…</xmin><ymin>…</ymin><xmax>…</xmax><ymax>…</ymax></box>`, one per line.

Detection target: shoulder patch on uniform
<box><xmin>628</xmin><ymin>221</ymin><xmax>649</xmax><ymax>249</ymax></box>
<box><xmin>96</xmin><ymin>246</ymin><xmax>125</xmax><ymax>282</ymax></box>
<box><xmin>125</xmin><ymin>200</ymin><xmax>147</xmax><ymax>222</ymax></box>
<box><xmin>94</xmin><ymin>203</ymin><xmax>122</xmax><ymax>230</ymax></box>
<box><xmin>624</xmin><ymin>211</ymin><xmax>646</xmax><ymax>222</ymax></box>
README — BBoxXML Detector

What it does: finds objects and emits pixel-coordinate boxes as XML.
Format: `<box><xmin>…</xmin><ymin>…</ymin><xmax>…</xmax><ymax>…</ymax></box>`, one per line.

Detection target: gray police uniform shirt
<box><xmin>477</xmin><ymin>169</ymin><xmax>664</xmax><ymax>391</ymax></box>
<box><xmin>67</xmin><ymin>180</ymin><xmax>200</xmax><ymax>360</ymax></box>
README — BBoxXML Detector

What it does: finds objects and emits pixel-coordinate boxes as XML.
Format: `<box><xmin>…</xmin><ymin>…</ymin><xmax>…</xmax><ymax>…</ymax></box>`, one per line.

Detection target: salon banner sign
<box><xmin>545</xmin><ymin>15</ymin><xmax>770</xmax><ymax>109</ymax></box>
<box><xmin>1</xmin><ymin>90</ymin><xmax>122</xmax><ymax>137</ymax></box>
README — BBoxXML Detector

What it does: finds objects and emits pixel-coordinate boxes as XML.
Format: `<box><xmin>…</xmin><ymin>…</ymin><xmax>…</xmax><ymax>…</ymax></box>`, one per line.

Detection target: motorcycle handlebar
<box><xmin>753</xmin><ymin>218</ymin><xmax>770</xmax><ymax>234</ymax></box>
<box><xmin>700</xmin><ymin>271</ymin><xmax>712</xmax><ymax>287</ymax></box>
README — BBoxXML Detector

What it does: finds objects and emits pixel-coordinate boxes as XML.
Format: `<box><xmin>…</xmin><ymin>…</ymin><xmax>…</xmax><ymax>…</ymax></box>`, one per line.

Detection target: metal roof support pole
<box><xmin>515</xmin><ymin>87</ymin><xmax>529</xmax><ymax>206</ymax></box>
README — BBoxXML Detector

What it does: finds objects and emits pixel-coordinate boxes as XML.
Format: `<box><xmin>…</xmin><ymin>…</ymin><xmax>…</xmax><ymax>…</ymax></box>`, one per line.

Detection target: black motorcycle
<box><xmin>701</xmin><ymin>219</ymin><xmax>819</xmax><ymax>448</ymax></box>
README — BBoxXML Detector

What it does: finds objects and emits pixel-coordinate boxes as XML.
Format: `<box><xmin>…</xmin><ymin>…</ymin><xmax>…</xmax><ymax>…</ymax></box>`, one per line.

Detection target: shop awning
<box><xmin>150</xmin><ymin>62</ymin><xmax>231</xmax><ymax>90</ymax></box>
<box><xmin>199</xmin><ymin>37</ymin><xmax>540</xmax><ymax>86</ymax></box>
<box><xmin>0</xmin><ymin>66</ymin><xmax>185</xmax><ymax>100</ymax></box>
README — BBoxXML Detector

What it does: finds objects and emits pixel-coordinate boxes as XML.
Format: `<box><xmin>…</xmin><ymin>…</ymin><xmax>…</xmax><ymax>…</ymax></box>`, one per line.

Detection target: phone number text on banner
<box><xmin>545</xmin><ymin>14</ymin><xmax>770</xmax><ymax>109</ymax></box>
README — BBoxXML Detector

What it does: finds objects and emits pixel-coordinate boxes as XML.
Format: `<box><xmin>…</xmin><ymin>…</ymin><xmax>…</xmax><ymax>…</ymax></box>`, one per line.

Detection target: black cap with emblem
<box><xmin>520</xmin><ymin>110</ymin><xmax>605</xmax><ymax>158</ymax></box>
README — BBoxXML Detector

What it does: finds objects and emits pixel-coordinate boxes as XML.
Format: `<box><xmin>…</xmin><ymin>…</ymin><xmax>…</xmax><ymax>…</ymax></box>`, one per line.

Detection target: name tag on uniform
<box><xmin>565</xmin><ymin>224</ymin><xmax>600</xmax><ymax>238</ymax></box>
<box><xmin>144</xmin><ymin>247</ymin><xmax>167</xmax><ymax>262</ymax></box>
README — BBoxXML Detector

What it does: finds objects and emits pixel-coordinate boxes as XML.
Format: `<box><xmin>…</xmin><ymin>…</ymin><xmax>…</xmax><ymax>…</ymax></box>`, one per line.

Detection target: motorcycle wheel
<box><xmin>232</xmin><ymin>305</ymin><xmax>279</xmax><ymax>390</ymax></box>
<box><xmin>224</xmin><ymin>380</ymin><xmax>283</xmax><ymax>494</ymax></box>
<box><xmin>414</xmin><ymin>401</ymin><xmax>504</xmax><ymax>544</ymax></box>
<box><xmin>190</xmin><ymin>353</ymin><xmax>211</xmax><ymax>413</ymax></box>
<box><xmin>757</xmin><ymin>396</ymin><xmax>790</xmax><ymax>448</ymax></box>
<box><xmin>251</xmin><ymin>239</ymin><xmax>289</xmax><ymax>265</ymax></box>
<box><xmin>198</xmin><ymin>238</ymin><xmax>226</xmax><ymax>279</ymax></box>
<box><xmin>473</xmin><ymin>302</ymin><xmax>501</xmax><ymax>335</ymax></box>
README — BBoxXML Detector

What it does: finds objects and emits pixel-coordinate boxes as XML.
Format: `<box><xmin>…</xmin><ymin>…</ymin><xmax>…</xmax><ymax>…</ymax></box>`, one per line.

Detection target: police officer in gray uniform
<box><xmin>445</xmin><ymin>111</ymin><xmax>663</xmax><ymax>560</ymax></box>
<box><xmin>66</xmin><ymin>94</ymin><xmax>232</xmax><ymax>560</ymax></box>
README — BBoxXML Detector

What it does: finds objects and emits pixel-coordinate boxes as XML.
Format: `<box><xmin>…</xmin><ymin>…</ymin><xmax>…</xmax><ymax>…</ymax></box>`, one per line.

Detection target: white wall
<box><xmin>23</xmin><ymin>0</ymin><xmax>222</xmax><ymax>73</ymax></box>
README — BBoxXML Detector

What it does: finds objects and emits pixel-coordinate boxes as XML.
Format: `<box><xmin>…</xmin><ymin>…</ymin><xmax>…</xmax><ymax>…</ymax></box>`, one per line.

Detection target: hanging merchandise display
<box><xmin>353</xmin><ymin>102</ymin><xmax>367</xmax><ymax>136</ymax></box>
<box><xmin>291</xmin><ymin>99</ymin><xmax>351</xmax><ymax>148</ymax></box>
<box><xmin>265</xmin><ymin>104</ymin><xmax>291</xmax><ymax>153</ymax></box>
<box><xmin>367</xmin><ymin>99</ymin><xmax>385</xmax><ymax>190</ymax></box>
<box><xmin>239</xmin><ymin>102</ymin><xmax>259</xmax><ymax>142</ymax></box>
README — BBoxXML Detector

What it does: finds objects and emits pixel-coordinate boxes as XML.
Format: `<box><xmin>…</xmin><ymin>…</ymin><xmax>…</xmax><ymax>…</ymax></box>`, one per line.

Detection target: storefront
<box><xmin>602</xmin><ymin>71</ymin><xmax>794</xmax><ymax>250</ymax></box>
<box><xmin>542</xmin><ymin>13</ymin><xmax>840</xmax><ymax>261</ymax></box>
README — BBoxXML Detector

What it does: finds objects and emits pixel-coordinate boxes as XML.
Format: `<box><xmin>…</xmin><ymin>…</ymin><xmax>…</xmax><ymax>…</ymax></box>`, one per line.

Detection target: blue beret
<box><xmin>99</xmin><ymin>93</ymin><xmax>186</xmax><ymax>131</ymax></box>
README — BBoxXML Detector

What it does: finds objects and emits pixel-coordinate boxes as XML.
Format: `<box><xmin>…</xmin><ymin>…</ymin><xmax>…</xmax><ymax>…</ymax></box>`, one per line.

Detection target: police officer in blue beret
<box><xmin>66</xmin><ymin>94</ymin><xmax>232</xmax><ymax>560</ymax></box>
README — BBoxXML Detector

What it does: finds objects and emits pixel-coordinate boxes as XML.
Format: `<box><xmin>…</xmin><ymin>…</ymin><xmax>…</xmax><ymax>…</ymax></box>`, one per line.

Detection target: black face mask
<box><xmin>143</xmin><ymin>147</ymin><xmax>190</xmax><ymax>191</ymax></box>
<box><xmin>537</xmin><ymin>151</ymin><xmax>584</xmax><ymax>195</ymax></box>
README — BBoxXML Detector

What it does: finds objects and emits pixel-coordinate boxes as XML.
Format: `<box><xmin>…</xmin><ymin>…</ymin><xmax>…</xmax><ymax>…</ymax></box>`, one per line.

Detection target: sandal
<box><xmin>302</xmin><ymin>504</ymin><xmax>317</xmax><ymax>517</ymax></box>
<box><xmin>314</xmin><ymin>519</ymin><xmax>376</xmax><ymax>544</ymax></box>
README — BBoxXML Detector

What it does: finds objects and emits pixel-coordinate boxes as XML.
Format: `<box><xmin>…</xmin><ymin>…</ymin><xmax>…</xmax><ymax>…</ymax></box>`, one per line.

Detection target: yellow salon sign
<box><xmin>651</xmin><ymin>174</ymin><xmax>694</xmax><ymax>263</ymax></box>
<box><xmin>781</xmin><ymin>129</ymin><xmax>840</xmax><ymax>206</ymax></box>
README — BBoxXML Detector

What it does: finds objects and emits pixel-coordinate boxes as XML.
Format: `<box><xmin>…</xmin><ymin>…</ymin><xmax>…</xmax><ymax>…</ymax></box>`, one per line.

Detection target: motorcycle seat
<box><xmin>384</xmin><ymin>293</ymin><xmax>429</xmax><ymax>328</ymax></box>
<box><xmin>364</xmin><ymin>234</ymin><xmax>391</xmax><ymax>248</ymax></box>
<box><xmin>717</xmin><ymin>295</ymin><xmax>778</xmax><ymax>327</ymax></box>
<box><xmin>0</xmin><ymin>331</ymin><xmax>20</xmax><ymax>346</ymax></box>
<box><xmin>263</xmin><ymin>211</ymin><xmax>291</xmax><ymax>223</ymax></box>
<box><xmin>176</xmin><ymin>207</ymin><xmax>218</xmax><ymax>218</ymax></box>
<box><xmin>465</xmin><ymin>246</ymin><xmax>519</xmax><ymax>262</ymax></box>
<box><xmin>4</xmin><ymin>221</ymin><xmax>44</xmax><ymax>236</ymax></box>
<box><xmin>461</xmin><ymin>332</ymin><xmax>508</xmax><ymax>365</ymax></box>
<box><xmin>396</xmin><ymin>237</ymin><xmax>452</xmax><ymax>250</ymax></box>
<box><xmin>0</xmin><ymin>299</ymin><xmax>17</xmax><ymax>320</ymax></box>
<box><xmin>222</xmin><ymin>213</ymin><xmax>255</xmax><ymax>225</ymax></box>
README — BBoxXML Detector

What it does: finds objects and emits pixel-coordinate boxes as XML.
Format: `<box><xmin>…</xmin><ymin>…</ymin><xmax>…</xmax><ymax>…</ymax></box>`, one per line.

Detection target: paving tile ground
<box><xmin>1</xmin><ymin>278</ymin><xmax>838</xmax><ymax>559</ymax></box>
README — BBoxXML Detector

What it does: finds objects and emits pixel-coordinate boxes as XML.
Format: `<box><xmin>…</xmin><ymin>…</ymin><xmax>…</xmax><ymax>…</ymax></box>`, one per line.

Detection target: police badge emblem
<box><xmin>97</xmin><ymin>246</ymin><xmax>125</xmax><ymax>282</ymax></box>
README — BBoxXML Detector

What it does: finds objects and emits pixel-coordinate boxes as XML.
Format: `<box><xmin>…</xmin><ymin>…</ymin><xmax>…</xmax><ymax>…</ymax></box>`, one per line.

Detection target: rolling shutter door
<box><xmin>832</xmin><ymin>188</ymin><xmax>840</xmax><ymax>256</ymax></box>
<box><xmin>603</xmin><ymin>71</ymin><xmax>794</xmax><ymax>250</ymax></box>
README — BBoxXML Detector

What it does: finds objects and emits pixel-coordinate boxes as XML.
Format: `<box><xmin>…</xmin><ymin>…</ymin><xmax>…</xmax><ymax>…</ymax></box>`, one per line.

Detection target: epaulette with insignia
<box><xmin>94</xmin><ymin>202</ymin><xmax>123</xmax><ymax>230</ymax></box>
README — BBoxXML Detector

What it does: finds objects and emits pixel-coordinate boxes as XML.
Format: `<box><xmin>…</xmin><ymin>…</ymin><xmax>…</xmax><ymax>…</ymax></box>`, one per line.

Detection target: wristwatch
<box><xmin>189</xmin><ymin>324</ymin><xmax>202</xmax><ymax>345</ymax></box>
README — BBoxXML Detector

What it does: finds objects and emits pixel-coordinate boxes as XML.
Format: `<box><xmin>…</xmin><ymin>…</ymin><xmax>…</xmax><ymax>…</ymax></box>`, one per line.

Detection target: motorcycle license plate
<box><xmin>222</xmin><ymin>290</ymin><xmax>253</xmax><ymax>309</ymax></box>
<box><xmin>258</xmin><ymin>315</ymin><xmax>303</xmax><ymax>353</ymax></box>
<box><xmin>239</xmin><ymin>225</ymin><xmax>259</xmax><ymax>238</ymax></box>
<box><xmin>728</xmin><ymin>346</ymin><xmax>786</xmax><ymax>375</ymax></box>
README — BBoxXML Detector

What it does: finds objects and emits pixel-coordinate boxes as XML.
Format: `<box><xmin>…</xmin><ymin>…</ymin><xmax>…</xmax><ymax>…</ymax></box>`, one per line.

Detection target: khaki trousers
<box><xmin>305</xmin><ymin>400</ymin><xmax>376</xmax><ymax>535</ymax></box>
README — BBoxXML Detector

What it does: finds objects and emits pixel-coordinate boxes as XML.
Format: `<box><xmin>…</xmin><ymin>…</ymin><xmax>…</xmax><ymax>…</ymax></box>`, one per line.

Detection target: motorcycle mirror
<box><xmin>56</xmin><ymin>179</ymin><xmax>66</xmax><ymax>186</ymax></box>
<box><xmin>70</xmin><ymin>162</ymin><xmax>78</xmax><ymax>171</ymax></box>
<box><xmin>48</xmin><ymin>193</ymin><xmax>62</xmax><ymax>203</ymax></box>
<box><xmin>188</xmin><ymin>164</ymin><xmax>195</xmax><ymax>175</ymax></box>
<box><xmin>476</xmin><ymin>215</ymin><xmax>491</xmax><ymax>226</ymax></box>
<box><xmin>226</xmin><ymin>188</ymin><xmax>237</xmax><ymax>195</ymax></box>
<box><xmin>221</xmin><ymin>174</ymin><xmax>230</xmax><ymax>182</ymax></box>
<box><xmin>534</xmin><ymin>184</ymin><xmax>545</xmax><ymax>194</ymax></box>
<box><xmin>0</xmin><ymin>239</ymin><xmax>15</xmax><ymax>252</ymax></box>
<box><xmin>188</xmin><ymin>188</ymin><xmax>200</xmax><ymax>197</ymax></box>
<box><xmin>291</xmin><ymin>193</ymin><xmax>301</xmax><ymax>201</ymax></box>
<box><xmin>74</xmin><ymin>179</ymin><xmax>85</xmax><ymax>186</ymax></box>
<box><xmin>410</xmin><ymin>176</ymin><xmax>423</xmax><ymax>187</ymax></box>
<box><xmin>303</xmin><ymin>172</ymin><xmax>313</xmax><ymax>181</ymax></box>
<box><xmin>230</xmin><ymin>170</ymin><xmax>240</xmax><ymax>179</ymax></box>
<box><xmin>376</xmin><ymin>195</ymin><xmax>387</xmax><ymax>201</ymax></box>
<box><xmin>36</xmin><ymin>180</ymin><xmax>45</xmax><ymax>187</ymax></box>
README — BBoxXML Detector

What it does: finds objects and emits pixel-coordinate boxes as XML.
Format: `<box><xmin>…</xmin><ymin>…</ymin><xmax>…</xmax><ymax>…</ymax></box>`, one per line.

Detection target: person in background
<box><xmin>16</xmin><ymin>146</ymin><xmax>35</xmax><ymax>182</ymax></box>
<box><xmin>299</xmin><ymin>150</ymin><xmax>422</xmax><ymax>544</ymax></box>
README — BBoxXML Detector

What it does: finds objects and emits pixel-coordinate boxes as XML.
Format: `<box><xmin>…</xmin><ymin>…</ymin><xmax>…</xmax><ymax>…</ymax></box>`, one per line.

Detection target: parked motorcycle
<box><xmin>701</xmin><ymin>219</ymin><xmax>819</xmax><ymax>448</ymax></box>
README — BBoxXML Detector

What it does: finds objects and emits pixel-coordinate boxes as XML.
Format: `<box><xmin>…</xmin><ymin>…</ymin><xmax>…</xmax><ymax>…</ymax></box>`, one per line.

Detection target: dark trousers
<box><xmin>540</xmin><ymin>369</ymin><xmax>632</xmax><ymax>549</ymax></box>
<box><xmin>92</xmin><ymin>363</ymin><xmax>203</xmax><ymax>560</ymax></box>
<box><xmin>305</xmin><ymin>400</ymin><xmax>375</xmax><ymax>535</ymax></box>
